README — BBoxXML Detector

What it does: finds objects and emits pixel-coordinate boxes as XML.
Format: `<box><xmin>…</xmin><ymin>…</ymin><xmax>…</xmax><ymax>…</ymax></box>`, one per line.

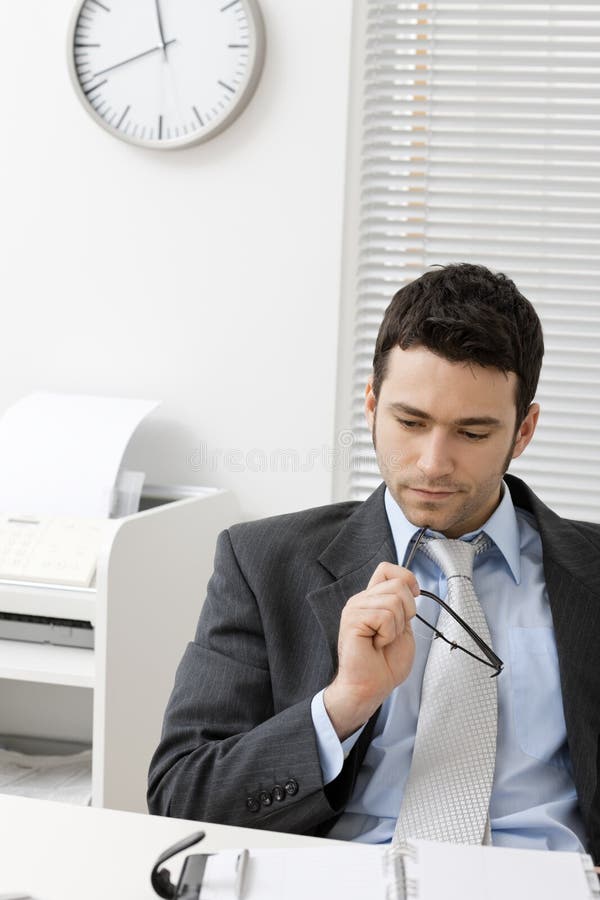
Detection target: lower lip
<box><xmin>408</xmin><ymin>488</ymin><xmax>457</xmax><ymax>501</ymax></box>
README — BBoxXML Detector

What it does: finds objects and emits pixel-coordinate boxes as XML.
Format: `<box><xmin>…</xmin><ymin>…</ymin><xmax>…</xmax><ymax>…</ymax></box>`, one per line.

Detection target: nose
<box><xmin>416</xmin><ymin>429</ymin><xmax>454</xmax><ymax>480</ymax></box>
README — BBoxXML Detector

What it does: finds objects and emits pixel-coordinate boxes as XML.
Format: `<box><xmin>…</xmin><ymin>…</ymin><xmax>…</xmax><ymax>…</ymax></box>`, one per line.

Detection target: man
<box><xmin>148</xmin><ymin>264</ymin><xmax>600</xmax><ymax>860</ymax></box>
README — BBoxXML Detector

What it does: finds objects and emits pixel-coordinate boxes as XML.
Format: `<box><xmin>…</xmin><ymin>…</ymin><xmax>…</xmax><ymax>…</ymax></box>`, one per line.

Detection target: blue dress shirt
<box><xmin>311</xmin><ymin>483</ymin><xmax>587</xmax><ymax>850</ymax></box>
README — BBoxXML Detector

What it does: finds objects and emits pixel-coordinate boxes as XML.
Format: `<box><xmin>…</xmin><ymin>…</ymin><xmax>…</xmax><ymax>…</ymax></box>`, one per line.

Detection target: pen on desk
<box><xmin>235</xmin><ymin>848</ymin><xmax>249</xmax><ymax>900</ymax></box>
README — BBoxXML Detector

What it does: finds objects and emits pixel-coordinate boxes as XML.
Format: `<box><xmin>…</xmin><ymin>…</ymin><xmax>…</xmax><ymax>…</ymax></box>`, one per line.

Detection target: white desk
<box><xmin>0</xmin><ymin>795</ymin><xmax>341</xmax><ymax>899</ymax></box>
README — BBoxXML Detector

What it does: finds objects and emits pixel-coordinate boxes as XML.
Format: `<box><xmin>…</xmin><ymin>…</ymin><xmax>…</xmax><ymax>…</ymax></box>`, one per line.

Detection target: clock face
<box><xmin>68</xmin><ymin>0</ymin><xmax>265</xmax><ymax>149</ymax></box>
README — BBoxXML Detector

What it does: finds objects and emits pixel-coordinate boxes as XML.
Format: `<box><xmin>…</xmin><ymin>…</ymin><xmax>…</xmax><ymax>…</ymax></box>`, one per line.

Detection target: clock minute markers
<box><xmin>94</xmin><ymin>39</ymin><xmax>176</xmax><ymax>78</ymax></box>
<box><xmin>84</xmin><ymin>79</ymin><xmax>107</xmax><ymax>96</ymax></box>
<box><xmin>116</xmin><ymin>105</ymin><xmax>131</xmax><ymax>129</ymax></box>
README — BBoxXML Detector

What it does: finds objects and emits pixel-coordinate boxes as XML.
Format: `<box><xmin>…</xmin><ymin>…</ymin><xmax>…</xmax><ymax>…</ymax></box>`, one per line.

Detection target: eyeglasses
<box><xmin>405</xmin><ymin>527</ymin><xmax>504</xmax><ymax>677</ymax></box>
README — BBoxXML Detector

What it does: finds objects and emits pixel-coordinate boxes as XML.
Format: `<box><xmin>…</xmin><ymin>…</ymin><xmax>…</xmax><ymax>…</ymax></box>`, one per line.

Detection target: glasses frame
<box><xmin>405</xmin><ymin>527</ymin><xmax>504</xmax><ymax>677</ymax></box>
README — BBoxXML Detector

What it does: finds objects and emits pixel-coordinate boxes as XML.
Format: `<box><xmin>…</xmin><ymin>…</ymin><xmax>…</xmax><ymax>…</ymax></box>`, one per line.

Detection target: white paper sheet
<box><xmin>0</xmin><ymin>747</ymin><xmax>91</xmax><ymax>806</ymax></box>
<box><xmin>0</xmin><ymin>392</ymin><xmax>158</xmax><ymax>518</ymax></box>
<box><xmin>201</xmin><ymin>847</ymin><xmax>385</xmax><ymax>900</ymax></box>
<box><xmin>200</xmin><ymin>842</ymin><xmax>596</xmax><ymax>900</ymax></box>
<box><xmin>403</xmin><ymin>839</ymin><xmax>595</xmax><ymax>900</ymax></box>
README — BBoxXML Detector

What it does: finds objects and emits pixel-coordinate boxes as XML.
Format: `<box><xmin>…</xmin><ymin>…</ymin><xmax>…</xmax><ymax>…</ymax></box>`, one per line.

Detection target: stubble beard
<box><xmin>370</xmin><ymin>406</ymin><xmax>518</xmax><ymax>535</ymax></box>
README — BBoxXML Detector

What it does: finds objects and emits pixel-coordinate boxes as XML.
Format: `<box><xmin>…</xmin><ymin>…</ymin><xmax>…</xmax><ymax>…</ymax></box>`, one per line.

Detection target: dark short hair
<box><xmin>372</xmin><ymin>263</ymin><xmax>544</xmax><ymax>426</ymax></box>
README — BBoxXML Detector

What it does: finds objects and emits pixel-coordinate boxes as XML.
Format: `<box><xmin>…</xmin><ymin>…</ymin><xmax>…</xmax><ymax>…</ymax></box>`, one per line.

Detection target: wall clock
<box><xmin>67</xmin><ymin>0</ymin><xmax>265</xmax><ymax>150</ymax></box>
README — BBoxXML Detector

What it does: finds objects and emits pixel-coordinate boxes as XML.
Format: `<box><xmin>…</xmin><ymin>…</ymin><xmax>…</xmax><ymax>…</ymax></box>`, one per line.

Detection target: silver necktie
<box><xmin>393</xmin><ymin>533</ymin><xmax>497</xmax><ymax>845</ymax></box>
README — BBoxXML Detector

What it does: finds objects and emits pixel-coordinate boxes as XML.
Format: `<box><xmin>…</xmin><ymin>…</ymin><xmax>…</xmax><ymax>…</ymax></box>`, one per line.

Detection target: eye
<box><xmin>396</xmin><ymin>418</ymin><xmax>424</xmax><ymax>429</ymax></box>
<box><xmin>461</xmin><ymin>431</ymin><xmax>489</xmax><ymax>442</ymax></box>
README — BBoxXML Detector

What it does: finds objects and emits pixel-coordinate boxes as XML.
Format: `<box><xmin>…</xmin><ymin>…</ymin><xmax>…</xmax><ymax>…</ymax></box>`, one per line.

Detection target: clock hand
<box><xmin>154</xmin><ymin>0</ymin><xmax>169</xmax><ymax>58</ymax></box>
<box><xmin>94</xmin><ymin>39</ymin><xmax>176</xmax><ymax>77</ymax></box>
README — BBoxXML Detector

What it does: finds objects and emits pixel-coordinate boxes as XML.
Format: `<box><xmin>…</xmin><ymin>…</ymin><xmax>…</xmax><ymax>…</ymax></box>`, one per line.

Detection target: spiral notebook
<box><xmin>194</xmin><ymin>840</ymin><xmax>598</xmax><ymax>900</ymax></box>
<box><xmin>382</xmin><ymin>839</ymin><xmax>599</xmax><ymax>900</ymax></box>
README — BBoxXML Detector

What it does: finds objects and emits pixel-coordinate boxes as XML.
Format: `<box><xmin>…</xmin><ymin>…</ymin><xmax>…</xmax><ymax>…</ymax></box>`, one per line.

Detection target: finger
<box><xmin>366</xmin><ymin>577</ymin><xmax>420</xmax><ymax>604</ymax></box>
<box><xmin>342</xmin><ymin>604</ymin><xmax>399</xmax><ymax>649</ymax></box>
<box><xmin>367</xmin><ymin>561</ymin><xmax>420</xmax><ymax>597</ymax></box>
<box><xmin>343</xmin><ymin>591</ymin><xmax>416</xmax><ymax>640</ymax></box>
<box><xmin>348</xmin><ymin>581</ymin><xmax>418</xmax><ymax>630</ymax></box>
<box><xmin>369</xmin><ymin>584</ymin><xmax>418</xmax><ymax>633</ymax></box>
<box><xmin>405</xmin><ymin>591</ymin><xmax>417</xmax><ymax>623</ymax></box>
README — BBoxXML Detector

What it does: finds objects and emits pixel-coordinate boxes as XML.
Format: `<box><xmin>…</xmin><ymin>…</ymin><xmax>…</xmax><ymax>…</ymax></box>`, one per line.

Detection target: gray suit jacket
<box><xmin>147</xmin><ymin>474</ymin><xmax>600</xmax><ymax>860</ymax></box>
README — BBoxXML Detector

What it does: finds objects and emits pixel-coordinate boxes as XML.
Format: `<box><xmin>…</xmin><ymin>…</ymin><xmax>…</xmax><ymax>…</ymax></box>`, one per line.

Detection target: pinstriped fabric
<box><xmin>393</xmin><ymin>533</ymin><xmax>497</xmax><ymax>845</ymax></box>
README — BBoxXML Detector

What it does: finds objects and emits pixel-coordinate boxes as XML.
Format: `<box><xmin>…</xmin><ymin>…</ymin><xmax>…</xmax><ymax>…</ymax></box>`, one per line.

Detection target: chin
<box><xmin>414</xmin><ymin>511</ymin><xmax>450</xmax><ymax>531</ymax></box>
<box><xmin>398</xmin><ymin>498</ymin><xmax>457</xmax><ymax>533</ymax></box>
<box><xmin>397</xmin><ymin>499</ymin><xmax>439</xmax><ymax>528</ymax></box>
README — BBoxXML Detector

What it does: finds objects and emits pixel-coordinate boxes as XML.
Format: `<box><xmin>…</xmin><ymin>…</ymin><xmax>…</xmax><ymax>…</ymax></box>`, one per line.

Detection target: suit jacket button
<box><xmin>246</xmin><ymin>796</ymin><xmax>260</xmax><ymax>813</ymax></box>
<box><xmin>259</xmin><ymin>790</ymin><xmax>273</xmax><ymax>807</ymax></box>
<box><xmin>284</xmin><ymin>778</ymin><xmax>299</xmax><ymax>796</ymax></box>
<box><xmin>273</xmin><ymin>784</ymin><xmax>286</xmax><ymax>802</ymax></box>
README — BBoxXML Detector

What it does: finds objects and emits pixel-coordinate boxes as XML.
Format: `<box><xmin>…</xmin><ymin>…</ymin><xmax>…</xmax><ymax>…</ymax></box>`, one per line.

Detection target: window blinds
<box><xmin>349</xmin><ymin>1</ymin><xmax>600</xmax><ymax>522</ymax></box>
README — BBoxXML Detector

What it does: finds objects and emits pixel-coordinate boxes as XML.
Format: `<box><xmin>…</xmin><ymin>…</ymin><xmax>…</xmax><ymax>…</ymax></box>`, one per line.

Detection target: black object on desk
<box><xmin>151</xmin><ymin>830</ymin><xmax>248</xmax><ymax>899</ymax></box>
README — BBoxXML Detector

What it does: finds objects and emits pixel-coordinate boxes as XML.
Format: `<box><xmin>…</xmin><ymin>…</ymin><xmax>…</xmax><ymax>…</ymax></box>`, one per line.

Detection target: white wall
<box><xmin>0</xmin><ymin>1</ymin><xmax>354</xmax><ymax>521</ymax></box>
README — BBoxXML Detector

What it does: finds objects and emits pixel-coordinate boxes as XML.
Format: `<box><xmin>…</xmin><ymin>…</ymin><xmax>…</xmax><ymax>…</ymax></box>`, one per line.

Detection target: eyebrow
<box><xmin>387</xmin><ymin>402</ymin><xmax>503</xmax><ymax>428</ymax></box>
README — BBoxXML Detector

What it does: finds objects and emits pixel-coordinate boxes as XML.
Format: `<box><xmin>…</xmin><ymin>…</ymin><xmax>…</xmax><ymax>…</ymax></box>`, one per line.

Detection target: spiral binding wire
<box><xmin>382</xmin><ymin>842</ymin><xmax>419</xmax><ymax>900</ymax></box>
<box><xmin>582</xmin><ymin>855</ymin><xmax>600</xmax><ymax>897</ymax></box>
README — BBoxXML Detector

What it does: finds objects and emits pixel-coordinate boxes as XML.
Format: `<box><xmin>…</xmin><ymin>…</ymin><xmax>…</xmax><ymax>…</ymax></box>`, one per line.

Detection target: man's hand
<box><xmin>323</xmin><ymin>563</ymin><xmax>419</xmax><ymax>740</ymax></box>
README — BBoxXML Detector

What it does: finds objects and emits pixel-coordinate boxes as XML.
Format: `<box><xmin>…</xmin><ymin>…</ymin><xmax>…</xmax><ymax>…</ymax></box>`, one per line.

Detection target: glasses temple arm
<box><xmin>405</xmin><ymin>527</ymin><xmax>503</xmax><ymax>676</ymax></box>
<box><xmin>418</xmin><ymin>591</ymin><xmax>504</xmax><ymax>675</ymax></box>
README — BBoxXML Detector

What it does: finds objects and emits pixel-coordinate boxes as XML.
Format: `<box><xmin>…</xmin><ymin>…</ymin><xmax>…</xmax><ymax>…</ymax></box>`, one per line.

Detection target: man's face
<box><xmin>365</xmin><ymin>345</ymin><xmax>539</xmax><ymax>538</ymax></box>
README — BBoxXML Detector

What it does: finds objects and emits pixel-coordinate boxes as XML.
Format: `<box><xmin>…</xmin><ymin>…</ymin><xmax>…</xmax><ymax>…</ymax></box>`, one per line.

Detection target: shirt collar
<box><xmin>383</xmin><ymin>481</ymin><xmax>521</xmax><ymax>584</ymax></box>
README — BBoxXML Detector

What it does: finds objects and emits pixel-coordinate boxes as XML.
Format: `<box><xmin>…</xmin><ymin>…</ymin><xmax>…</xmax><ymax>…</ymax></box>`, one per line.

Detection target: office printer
<box><xmin>0</xmin><ymin>484</ymin><xmax>216</xmax><ymax>651</ymax></box>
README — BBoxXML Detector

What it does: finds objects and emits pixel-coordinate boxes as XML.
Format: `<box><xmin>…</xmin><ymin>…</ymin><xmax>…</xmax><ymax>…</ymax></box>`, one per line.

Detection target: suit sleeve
<box><xmin>147</xmin><ymin>529</ymin><xmax>342</xmax><ymax>834</ymax></box>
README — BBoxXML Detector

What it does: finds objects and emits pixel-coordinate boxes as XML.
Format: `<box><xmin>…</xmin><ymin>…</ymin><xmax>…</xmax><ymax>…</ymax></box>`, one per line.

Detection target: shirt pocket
<box><xmin>509</xmin><ymin>626</ymin><xmax>568</xmax><ymax>766</ymax></box>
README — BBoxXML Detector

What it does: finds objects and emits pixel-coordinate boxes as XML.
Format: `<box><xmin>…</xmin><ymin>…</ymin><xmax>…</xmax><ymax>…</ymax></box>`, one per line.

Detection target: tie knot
<box><xmin>418</xmin><ymin>532</ymin><xmax>490</xmax><ymax>580</ymax></box>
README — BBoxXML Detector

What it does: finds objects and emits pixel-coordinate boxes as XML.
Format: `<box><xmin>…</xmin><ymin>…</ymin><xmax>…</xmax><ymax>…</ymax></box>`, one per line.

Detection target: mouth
<box><xmin>407</xmin><ymin>487</ymin><xmax>458</xmax><ymax>501</ymax></box>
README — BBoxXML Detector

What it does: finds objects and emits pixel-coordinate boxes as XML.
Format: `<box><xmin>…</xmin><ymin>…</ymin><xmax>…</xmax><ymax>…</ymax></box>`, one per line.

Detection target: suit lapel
<box><xmin>306</xmin><ymin>483</ymin><xmax>396</xmax><ymax>666</ymax></box>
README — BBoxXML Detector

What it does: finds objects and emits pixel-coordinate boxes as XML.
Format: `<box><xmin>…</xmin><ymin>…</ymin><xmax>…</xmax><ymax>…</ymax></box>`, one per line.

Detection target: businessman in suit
<box><xmin>148</xmin><ymin>263</ymin><xmax>600</xmax><ymax>861</ymax></box>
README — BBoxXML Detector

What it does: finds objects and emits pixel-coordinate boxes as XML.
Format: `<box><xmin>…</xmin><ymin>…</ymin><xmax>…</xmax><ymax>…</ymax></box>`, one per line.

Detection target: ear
<box><xmin>365</xmin><ymin>378</ymin><xmax>377</xmax><ymax>429</ymax></box>
<box><xmin>511</xmin><ymin>403</ymin><xmax>540</xmax><ymax>460</ymax></box>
